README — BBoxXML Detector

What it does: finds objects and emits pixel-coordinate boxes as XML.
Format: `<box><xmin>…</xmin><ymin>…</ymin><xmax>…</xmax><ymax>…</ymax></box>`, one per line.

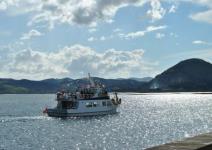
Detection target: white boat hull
<box><xmin>47</xmin><ymin>109</ymin><xmax>117</xmax><ymax>117</ymax></box>
<box><xmin>46</xmin><ymin>98</ymin><xmax>119</xmax><ymax>117</ymax></box>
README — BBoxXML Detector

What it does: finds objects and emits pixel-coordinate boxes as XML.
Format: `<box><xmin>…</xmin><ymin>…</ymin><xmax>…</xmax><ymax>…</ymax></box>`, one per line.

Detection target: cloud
<box><xmin>2</xmin><ymin>0</ymin><xmax>212</xmax><ymax>29</ymax></box>
<box><xmin>20</xmin><ymin>29</ymin><xmax>43</xmax><ymax>40</ymax></box>
<box><xmin>192</xmin><ymin>0</ymin><xmax>212</xmax><ymax>8</ymax></box>
<box><xmin>88</xmin><ymin>35</ymin><xmax>114</xmax><ymax>42</ymax></box>
<box><xmin>155</xmin><ymin>33</ymin><xmax>165</xmax><ymax>39</ymax></box>
<box><xmin>0</xmin><ymin>44</ymin><xmax>157</xmax><ymax>79</ymax></box>
<box><xmin>100</xmin><ymin>36</ymin><xmax>106</xmax><ymax>41</ymax></box>
<box><xmin>190</xmin><ymin>0</ymin><xmax>212</xmax><ymax>24</ymax></box>
<box><xmin>113</xmin><ymin>28</ymin><xmax>122</xmax><ymax>33</ymax></box>
<box><xmin>88</xmin><ymin>28</ymin><xmax>97</xmax><ymax>33</ymax></box>
<box><xmin>170</xmin><ymin>32</ymin><xmax>178</xmax><ymax>38</ymax></box>
<box><xmin>169</xmin><ymin>4</ymin><xmax>177</xmax><ymax>13</ymax></box>
<box><xmin>0</xmin><ymin>0</ymin><xmax>177</xmax><ymax>29</ymax></box>
<box><xmin>120</xmin><ymin>25</ymin><xmax>167</xmax><ymax>39</ymax></box>
<box><xmin>146</xmin><ymin>0</ymin><xmax>166</xmax><ymax>21</ymax></box>
<box><xmin>87</xmin><ymin>37</ymin><xmax>96</xmax><ymax>42</ymax></box>
<box><xmin>0</xmin><ymin>1</ymin><xmax>7</xmax><ymax>10</ymax></box>
<box><xmin>146</xmin><ymin>25</ymin><xmax>167</xmax><ymax>31</ymax></box>
<box><xmin>0</xmin><ymin>0</ymin><xmax>43</xmax><ymax>15</ymax></box>
<box><xmin>0</xmin><ymin>0</ymin><xmax>149</xmax><ymax>29</ymax></box>
<box><xmin>190</xmin><ymin>10</ymin><xmax>212</xmax><ymax>24</ymax></box>
<box><xmin>121</xmin><ymin>31</ymin><xmax>145</xmax><ymax>39</ymax></box>
<box><xmin>192</xmin><ymin>40</ymin><xmax>211</xmax><ymax>45</ymax></box>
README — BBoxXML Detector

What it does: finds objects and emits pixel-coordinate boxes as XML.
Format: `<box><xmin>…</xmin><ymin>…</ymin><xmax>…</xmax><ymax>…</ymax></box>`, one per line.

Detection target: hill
<box><xmin>149</xmin><ymin>58</ymin><xmax>212</xmax><ymax>92</ymax></box>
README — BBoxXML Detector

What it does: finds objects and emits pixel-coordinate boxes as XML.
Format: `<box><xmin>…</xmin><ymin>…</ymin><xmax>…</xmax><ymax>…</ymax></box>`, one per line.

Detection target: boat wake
<box><xmin>0</xmin><ymin>115</ymin><xmax>52</xmax><ymax>123</ymax></box>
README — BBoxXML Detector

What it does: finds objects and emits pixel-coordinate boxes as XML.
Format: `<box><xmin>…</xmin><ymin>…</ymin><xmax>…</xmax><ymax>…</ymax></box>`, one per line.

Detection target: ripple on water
<box><xmin>1</xmin><ymin>93</ymin><xmax>212</xmax><ymax>150</ymax></box>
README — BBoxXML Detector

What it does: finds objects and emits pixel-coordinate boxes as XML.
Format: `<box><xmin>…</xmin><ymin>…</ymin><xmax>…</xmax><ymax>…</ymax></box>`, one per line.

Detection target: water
<box><xmin>1</xmin><ymin>93</ymin><xmax>212</xmax><ymax>150</ymax></box>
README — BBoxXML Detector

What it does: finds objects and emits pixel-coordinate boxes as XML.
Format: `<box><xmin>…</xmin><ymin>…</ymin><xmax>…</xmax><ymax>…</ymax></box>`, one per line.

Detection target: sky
<box><xmin>0</xmin><ymin>0</ymin><xmax>212</xmax><ymax>80</ymax></box>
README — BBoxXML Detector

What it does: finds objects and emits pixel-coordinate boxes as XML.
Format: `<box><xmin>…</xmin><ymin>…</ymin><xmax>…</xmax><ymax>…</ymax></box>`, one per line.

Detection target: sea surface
<box><xmin>1</xmin><ymin>93</ymin><xmax>212</xmax><ymax>150</ymax></box>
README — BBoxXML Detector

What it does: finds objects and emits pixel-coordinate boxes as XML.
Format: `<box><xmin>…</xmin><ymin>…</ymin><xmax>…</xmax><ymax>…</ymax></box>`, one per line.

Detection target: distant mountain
<box><xmin>0</xmin><ymin>77</ymin><xmax>147</xmax><ymax>94</ymax></box>
<box><xmin>90</xmin><ymin>77</ymin><xmax>147</xmax><ymax>92</ymax></box>
<box><xmin>1</xmin><ymin>58</ymin><xmax>212</xmax><ymax>93</ymax></box>
<box><xmin>0</xmin><ymin>78</ymin><xmax>73</xmax><ymax>94</ymax></box>
<box><xmin>129</xmin><ymin>77</ymin><xmax>153</xmax><ymax>82</ymax></box>
<box><xmin>149</xmin><ymin>58</ymin><xmax>212</xmax><ymax>92</ymax></box>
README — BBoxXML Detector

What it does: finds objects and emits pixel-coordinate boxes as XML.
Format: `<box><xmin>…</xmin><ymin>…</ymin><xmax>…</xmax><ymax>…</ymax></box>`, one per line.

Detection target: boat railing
<box><xmin>56</xmin><ymin>94</ymin><xmax>77</xmax><ymax>101</ymax></box>
<box><xmin>56</xmin><ymin>91</ymin><xmax>109</xmax><ymax>101</ymax></box>
<box><xmin>78</xmin><ymin>93</ymin><xmax>109</xmax><ymax>99</ymax></box>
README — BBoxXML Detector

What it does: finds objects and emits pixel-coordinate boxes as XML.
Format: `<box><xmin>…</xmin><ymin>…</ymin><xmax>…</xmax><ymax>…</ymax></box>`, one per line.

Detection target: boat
<box><xmin>43</xmin><ymin>74</ymin><xmax>121</xmax><ymax>117</ymax></box>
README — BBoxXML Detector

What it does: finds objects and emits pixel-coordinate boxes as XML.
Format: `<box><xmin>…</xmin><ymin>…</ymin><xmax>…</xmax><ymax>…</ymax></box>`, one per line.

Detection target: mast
<box><xmin>88</xmin><ymin>73</ymin><xmax>95</xmax><ymax>87</ymax></box>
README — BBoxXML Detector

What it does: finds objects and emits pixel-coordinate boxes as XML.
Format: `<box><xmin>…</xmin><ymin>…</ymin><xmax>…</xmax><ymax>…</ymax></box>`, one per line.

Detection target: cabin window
<box><xmin>85</xmin><ymin>102</ymin><xmax>99</xmax><ymax>107</ymax></box>
<box><xmin>86</xmin><ymin>102</ymin><xmax>92</xmax><ymax>108</ymax></box>
<box><xmin>72</xmin><ymin>102</ymin><xmax>78</xmax><ymax>108</ymax></box>
<box><xmin>62</xmin><ymin>101</ymin><xmax>77</xmax><ymax>109</ymax></box>
<box><xmin>93</xmin><ymin>102</ymin><xmax>98</xmax><ymax>107</ymax></box>
<box><xmin>102</xmin><ymin>101</ymin><xmax>106</xmax><ymax>106</ymax></box>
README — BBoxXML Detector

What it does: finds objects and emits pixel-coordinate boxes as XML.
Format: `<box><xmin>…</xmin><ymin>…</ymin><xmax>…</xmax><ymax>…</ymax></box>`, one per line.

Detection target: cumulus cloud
<box><xmin>190</xmin><ymin>10</ymin><xmax>212</xmax><ymax>24</ymax></box>
<box><xmin>8</xmin><ymin>49</ymin><xmax>66</xmax><ymax>76</ymax></box>
<box><xmin>146</xmin><ymin>0</ymin><xmax>166</xmax><ymax>21</ymax></box>
<box><xmin>2</xmin><ymin>0</ymin><xmax>212</xmax><ymax>28</ymax></box>
<box><xmin>120</xmin><ymin>25</ymin><xmax>167</xmax><ymax>39</ymax></box>
<box><xmin>0</xmin><ymin>0</ymin><xmax>43</xmax><ymax>15</ymax></box>
<box><xmin>190</xmin><ymin>0</ymin><xmax>212</xmax><ymax>24</ymax></box>
<box><xmin>0</xmin><ymin>44</ymin><xmax>157</xmax><ymax>79</ymax></box>
<box><xmin>20</xmin><ymin>29</ymin><xmax>43</xmax><ymax>40</ymax></box>
<box><xmin>0</xmin><ymin>0</ymin><xmax>149</xmax><ymax>29</ymax></box>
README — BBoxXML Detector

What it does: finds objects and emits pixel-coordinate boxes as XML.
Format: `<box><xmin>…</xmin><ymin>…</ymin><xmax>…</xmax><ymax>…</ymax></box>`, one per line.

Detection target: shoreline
<box><xmin>1</xmin><ymin>92</ymin><xmax>212</xmax><ymax>95</ymax></box>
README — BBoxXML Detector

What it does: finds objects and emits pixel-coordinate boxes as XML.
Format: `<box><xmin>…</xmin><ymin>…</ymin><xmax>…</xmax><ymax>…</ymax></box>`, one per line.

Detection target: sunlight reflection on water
<box><xmin>0</xmin><ymin>93</ymin><xmax>212</xmax><ymax>149</ymax></box>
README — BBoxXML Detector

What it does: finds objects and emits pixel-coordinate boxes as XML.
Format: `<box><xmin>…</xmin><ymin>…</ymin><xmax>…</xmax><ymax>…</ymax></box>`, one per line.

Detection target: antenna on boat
<box><xmin>88</xmin><ymin>73</ymin><xmax>95</xmax><ymax>87</ymax></box>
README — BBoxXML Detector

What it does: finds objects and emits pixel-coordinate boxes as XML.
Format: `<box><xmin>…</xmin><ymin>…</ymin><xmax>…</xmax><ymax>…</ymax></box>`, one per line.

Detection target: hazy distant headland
<box><xmin>1</xmin><ymin>58</ymin><xmax>212</xmax><ymax>94</ymax></box>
